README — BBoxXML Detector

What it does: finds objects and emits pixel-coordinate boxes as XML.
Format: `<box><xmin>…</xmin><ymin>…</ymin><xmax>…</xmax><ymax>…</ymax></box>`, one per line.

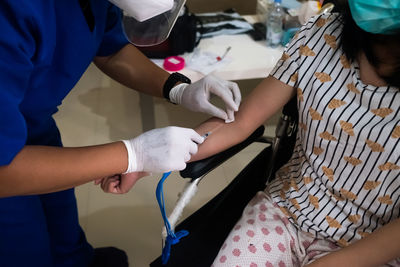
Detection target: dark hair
<box><xmin>334</xmin><ymin>0</ymin><xmax>400</xmax><ymax>87</ymax></box>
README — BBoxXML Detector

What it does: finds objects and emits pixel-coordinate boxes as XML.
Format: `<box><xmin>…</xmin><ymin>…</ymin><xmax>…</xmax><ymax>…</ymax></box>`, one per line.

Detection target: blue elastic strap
<box><xmin>156</xmin><ymin>171</ymin><xmax>189</xmax><ymax>265</ymax></box>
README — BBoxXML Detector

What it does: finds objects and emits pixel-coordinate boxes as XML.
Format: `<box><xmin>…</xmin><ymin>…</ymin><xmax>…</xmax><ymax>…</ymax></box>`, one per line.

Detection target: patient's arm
<box><xmin>306</xmin><ymin>218</ymin><xmax>400</xmax><ymax>267</ymax></box>
<box><xmin>191</xmin><ymin>76</ymin><xmax>295</xmax><ymax>162</ymax></box>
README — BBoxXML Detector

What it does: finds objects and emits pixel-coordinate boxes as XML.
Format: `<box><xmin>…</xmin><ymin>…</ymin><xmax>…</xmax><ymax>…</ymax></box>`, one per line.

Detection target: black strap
<box><xmin>162</xmin><ymin>73</ymin><xmax>191</xmax><ymax>101</ymax></box>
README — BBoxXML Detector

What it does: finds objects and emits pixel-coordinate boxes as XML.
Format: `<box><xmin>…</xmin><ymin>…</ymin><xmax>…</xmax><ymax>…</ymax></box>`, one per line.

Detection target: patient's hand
<box><xmin>94</xmin><ymin>171</ymin><xmax>149</xmax><ymax>194</ymax></box>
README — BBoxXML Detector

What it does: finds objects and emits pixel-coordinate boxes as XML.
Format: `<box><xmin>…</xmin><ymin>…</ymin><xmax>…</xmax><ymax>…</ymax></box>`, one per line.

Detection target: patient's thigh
<box><xmin>212</xmin><ymin>191</ymin><xmax>299</xmax><ymax>267</ymax></box>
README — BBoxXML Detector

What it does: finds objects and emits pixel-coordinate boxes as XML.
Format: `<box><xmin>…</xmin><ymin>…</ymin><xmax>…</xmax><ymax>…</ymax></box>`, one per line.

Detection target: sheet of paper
<box><xmin>185</xmin><ymin>49</ymin><xmax>232</xmax><ymax>75</ymax></box>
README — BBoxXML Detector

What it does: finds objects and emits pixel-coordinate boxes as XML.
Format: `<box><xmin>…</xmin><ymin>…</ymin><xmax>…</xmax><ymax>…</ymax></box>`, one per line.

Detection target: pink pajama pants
<box><xmin>211</xmin><ymin>191</ymin><xmax>340</xmax><ymax>267</ymax></box>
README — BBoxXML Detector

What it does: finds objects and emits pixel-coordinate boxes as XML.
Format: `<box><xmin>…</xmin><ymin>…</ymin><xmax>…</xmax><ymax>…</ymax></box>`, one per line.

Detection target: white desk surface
<box><xmin>153</xmin><ymin>15</ymin><xmax>284</xmax><ymax>82</ymax></box>
<box><xmin>180</xmin><ymin>34</ymin><xmax>284</xmax><ymax>82</ymax></box>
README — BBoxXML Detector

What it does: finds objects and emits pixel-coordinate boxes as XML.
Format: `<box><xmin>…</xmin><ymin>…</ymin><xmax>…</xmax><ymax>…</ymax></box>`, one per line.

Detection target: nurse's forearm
<box><xmin>0</xmin><ymin>142</ymin><xmax>128</xmax><ymax>197</ymax></box>
<box><xmin>94</xmin><ymin>44</ymin><xmax>169</xmax><ymax>97</ymax></box>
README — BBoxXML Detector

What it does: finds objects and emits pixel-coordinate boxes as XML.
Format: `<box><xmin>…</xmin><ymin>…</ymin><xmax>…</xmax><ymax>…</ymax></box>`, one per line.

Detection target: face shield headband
<box><xmin>348</xmin><ymin>0</ymin><xmax>400</xmax><ymax>34</ymax></box>
<box><xmin>110</xmin><ymin>0</ymin><xmax>187</xmax><ymax>47</ymax></box>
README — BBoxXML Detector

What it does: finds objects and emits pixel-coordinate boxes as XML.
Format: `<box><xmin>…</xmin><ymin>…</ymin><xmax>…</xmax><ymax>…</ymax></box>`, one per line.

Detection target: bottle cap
<box><xmin>163</xmin><ymin>56</ymin><xmax>185</xmax><ymax>71</ymax></box>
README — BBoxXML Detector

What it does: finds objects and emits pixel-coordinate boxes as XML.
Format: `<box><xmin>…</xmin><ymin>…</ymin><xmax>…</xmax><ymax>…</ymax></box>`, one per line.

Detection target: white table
<box><xmin>140</xmin><ymin>16</ymin><xmax>284</xmax><ymax>131</ymax></box>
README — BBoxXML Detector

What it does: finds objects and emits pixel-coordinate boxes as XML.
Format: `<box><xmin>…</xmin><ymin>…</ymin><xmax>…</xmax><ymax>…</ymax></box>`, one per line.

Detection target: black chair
<box><xmin>151</xmin><ymin>97</ymin><xmax>298</xmax><ymax>267</ymax></box>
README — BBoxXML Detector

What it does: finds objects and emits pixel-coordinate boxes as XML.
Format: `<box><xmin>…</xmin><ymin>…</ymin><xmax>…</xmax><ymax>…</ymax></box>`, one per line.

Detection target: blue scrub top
<box><xmin>0</xmin><ymin>0</ymin><xmax>129</xmax><ymax>165</ymax></box>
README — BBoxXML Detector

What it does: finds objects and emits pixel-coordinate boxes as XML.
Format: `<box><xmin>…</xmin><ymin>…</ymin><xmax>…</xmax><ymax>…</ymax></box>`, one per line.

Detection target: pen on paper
<box><xmin>216</xmin><ymin>46</ymin><xmax>231</xmax><ymax>61</ymax></box>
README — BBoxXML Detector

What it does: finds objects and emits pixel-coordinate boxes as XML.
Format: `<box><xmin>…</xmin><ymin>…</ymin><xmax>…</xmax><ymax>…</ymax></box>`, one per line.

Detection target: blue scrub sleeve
<box><xmin>0</xmin><ymin>3</ymin><xmax>35</xmax><ymax>166</ymax></box>
<box><xmin>97</xmin><ymin>3</ymin><xmax>129</xmax><ymax>57</ymax></box>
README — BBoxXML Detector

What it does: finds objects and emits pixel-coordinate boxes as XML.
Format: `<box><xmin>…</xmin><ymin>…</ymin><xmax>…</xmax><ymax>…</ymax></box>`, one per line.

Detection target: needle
<box><xmin>202</xmin><ymin>132</ymin><xmax>212</xmax><ymax>139</ymax></box>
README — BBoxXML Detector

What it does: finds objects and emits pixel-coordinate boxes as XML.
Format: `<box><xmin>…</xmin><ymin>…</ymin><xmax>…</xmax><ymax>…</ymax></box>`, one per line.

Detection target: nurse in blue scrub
<box><xmin>0</xmin><ymin>0</ymin><xmax>241</xmax><ymax>266</ymax></box>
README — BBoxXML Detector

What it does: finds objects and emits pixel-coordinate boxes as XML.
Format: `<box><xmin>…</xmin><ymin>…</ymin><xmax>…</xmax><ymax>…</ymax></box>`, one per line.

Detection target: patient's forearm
<box><xmin>192</xmin><ymin>76</ymin><xmax>295</xmax><ymax>161</ymax></box>
<box><xmin>192</xmin><ymin>117</ymin><xmax>251</xmax><ymax>161</ymax></box>
<box><xmin>307</xmin><ymin>218</ymin><xmax>400</xmax><ymax>267</ymax></box>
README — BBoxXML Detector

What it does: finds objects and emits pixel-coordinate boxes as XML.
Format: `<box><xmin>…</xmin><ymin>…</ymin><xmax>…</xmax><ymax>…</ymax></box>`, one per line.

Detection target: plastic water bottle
<box><xmin>266</xmin><ymin>0</ymin><xmax>284</xmax><ymax>47</ymax></box>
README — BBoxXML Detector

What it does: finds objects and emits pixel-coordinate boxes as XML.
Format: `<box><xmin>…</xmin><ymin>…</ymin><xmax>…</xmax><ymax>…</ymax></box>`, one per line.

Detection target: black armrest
<box><xmin>180</xmin><ymin>125</ymin><xmax>265</xmax><ymax>179</ymax></box>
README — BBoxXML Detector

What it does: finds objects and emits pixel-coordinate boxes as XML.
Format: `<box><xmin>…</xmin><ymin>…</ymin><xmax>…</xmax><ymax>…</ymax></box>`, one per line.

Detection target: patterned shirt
<box><xmin>268</xmin><ymin>13</ymin><xmax>400</xmax><ymax>246</ymax></box>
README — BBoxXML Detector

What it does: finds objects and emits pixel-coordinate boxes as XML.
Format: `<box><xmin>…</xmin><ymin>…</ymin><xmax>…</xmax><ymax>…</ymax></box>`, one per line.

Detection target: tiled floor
<box><xmin>54</xmin><ymin>64</ymin><xmax>278</xmax><ymax>266</ymax></box>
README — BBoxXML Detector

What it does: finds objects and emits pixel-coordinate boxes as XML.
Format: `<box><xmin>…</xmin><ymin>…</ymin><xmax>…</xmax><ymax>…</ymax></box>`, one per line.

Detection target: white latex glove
<box><xmin>169</xmin><ymin>74</ymin><xmax>241</xmax><ymax>123</ymax></box>
<box><xmin>122</xmin><ymin>126</ymin><xmax>204</xmax><ymax>173</ymax></box>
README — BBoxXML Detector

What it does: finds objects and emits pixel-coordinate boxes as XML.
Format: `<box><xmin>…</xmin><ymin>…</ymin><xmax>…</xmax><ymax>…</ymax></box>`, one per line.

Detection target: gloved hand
<box><xmin>122</xmin><ymin>126</ymin><xmax>204</xmax><ymax>173</ymax></box>
<box><xmin>169</xmin><ymin>74</ymin><xmax>241</xmax><ymax>123</ymax></box>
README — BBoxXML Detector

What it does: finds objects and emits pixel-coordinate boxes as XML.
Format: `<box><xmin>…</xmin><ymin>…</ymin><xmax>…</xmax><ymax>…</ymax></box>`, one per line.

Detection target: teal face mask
<box><xmin>348</xmin><ymin>0</ymin><xmax>400</xmax><ymax>34</ymax></box>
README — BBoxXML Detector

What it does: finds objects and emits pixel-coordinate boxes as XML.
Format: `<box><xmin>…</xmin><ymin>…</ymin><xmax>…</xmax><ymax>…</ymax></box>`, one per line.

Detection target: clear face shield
<box><xmin>109</xmin><ymin>0</ymin><xmax>186</xmax><ymax>47</ymax></box>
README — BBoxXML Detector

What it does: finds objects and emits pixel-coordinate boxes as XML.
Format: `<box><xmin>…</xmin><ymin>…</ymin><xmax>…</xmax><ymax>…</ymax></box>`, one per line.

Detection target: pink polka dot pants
<box><xmin>211</xmin><ymin>191</ymin><xmax>339</xmax><ymax>267</ymax></box>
